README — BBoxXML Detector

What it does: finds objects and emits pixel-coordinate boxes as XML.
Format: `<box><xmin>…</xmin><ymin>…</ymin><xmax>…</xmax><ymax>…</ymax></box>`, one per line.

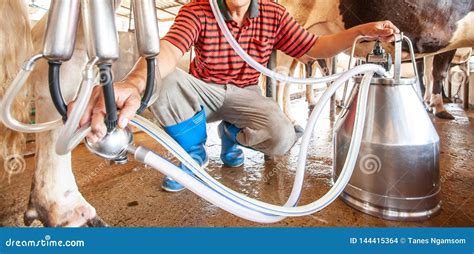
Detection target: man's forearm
<box><xmin>303</xmin><ymin>21</ymin><xmax>399</xmax><ymax>61</ymax></box>
<box><xmin>121</xmin><ymin>40</ymin><xmax>183</xmax><ymax>93</ymax></box>
<box><xmin>121</xmin><ymin>57</ymin><xmax>147</xmax><ymax>93</ymax></box>
<box><xmin>305</xmin><ymin>26</ymin><xmax>363</xmax><ymax>59</ymax></box>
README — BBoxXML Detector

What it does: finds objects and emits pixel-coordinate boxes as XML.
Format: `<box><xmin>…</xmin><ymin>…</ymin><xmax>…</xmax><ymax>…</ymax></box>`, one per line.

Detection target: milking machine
<box><xmin>0</xmin><ymin>0</ymin><xmax>160</xmax><ymax>155</ymax></box>
<box><xmin>0</xmin><ymin>0</ymin><xmax>440</xmax><ymax>223</ymax></box>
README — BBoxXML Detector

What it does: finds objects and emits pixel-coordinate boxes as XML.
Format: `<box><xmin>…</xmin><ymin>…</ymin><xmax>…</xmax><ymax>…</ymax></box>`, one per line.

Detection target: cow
<box><xmin>2</xmin><ymin>0</ymin><xmax>472</xmax><ymax>227</ymax></box>
<box><xmin>277</xmin><ymin>0</ymin><xmax>474</xmax><ymax>120</ymax></box>
<box><xmin>0</xmin><ymin>0</ymin><xmax>142</xmax><ymax>226</ymax></box>
<box><xmin>24</xmin><ymin>23</ymin><xmax>141</xmax><ymax>227</ymax></box>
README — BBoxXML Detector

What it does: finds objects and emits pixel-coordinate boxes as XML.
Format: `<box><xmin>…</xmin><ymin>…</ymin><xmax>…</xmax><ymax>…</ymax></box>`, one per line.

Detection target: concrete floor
<box><xmin>0</xmin><ymin>100</ymin><xmax>473</xmax><ymax>227</ymax></box>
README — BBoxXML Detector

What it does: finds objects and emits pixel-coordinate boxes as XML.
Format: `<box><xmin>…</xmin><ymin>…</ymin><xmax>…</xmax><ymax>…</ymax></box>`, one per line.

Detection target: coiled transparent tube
<box><xmin>130</xmin><ymin>68</ymin><xmax>376</xmax><ymax>223</ymax></box>
<box><xmin>125</xmin><ymin>1</ymin><xmax>386</xmax><ymax>222</ymax></box>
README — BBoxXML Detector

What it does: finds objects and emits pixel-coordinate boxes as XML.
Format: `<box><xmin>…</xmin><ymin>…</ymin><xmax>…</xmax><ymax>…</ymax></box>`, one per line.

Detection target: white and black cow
<box><xmin>278</xmin><ymin>0</ymin><xmax>474</xmax><ymax>119</ymax></box>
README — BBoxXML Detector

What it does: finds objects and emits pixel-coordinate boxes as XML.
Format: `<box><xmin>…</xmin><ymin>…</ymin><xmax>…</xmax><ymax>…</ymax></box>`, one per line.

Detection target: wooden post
<box><xmin>266</xmin><ymin>50</ymin><xmax>277</xmax><ymax>98</ymax></box>
<box><xmin>266</xmin><ymin>0</ymin><xmax>278</xmax><ymax>99</ymax></box>
<box><xmin>265</xmin><ymin>1</ymin><xmax>277</xmax><ymax>161</ymax></box>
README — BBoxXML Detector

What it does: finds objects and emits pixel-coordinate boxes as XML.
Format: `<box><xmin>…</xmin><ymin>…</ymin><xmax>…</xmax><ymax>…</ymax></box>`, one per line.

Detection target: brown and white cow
<box><xmin>278</xmin><ymin>0</ymin><xmax>474</xmax><ymax>120</ymax></box>
<box><xmin>24</xmin><ymin>23</ymin><xmax>140</xmax><ymax>227</ymax></box>
<box><xmin>1</xmin><ymin>1</ymin><xmax>141</xmax><ymax>226</ymax></box>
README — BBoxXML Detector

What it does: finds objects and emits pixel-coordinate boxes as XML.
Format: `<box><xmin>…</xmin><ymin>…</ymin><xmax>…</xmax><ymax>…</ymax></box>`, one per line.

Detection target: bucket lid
<box><xmin>353</xmin><ymin>76</ymin><xmax>416</xmax><ymax>86</ymax></box>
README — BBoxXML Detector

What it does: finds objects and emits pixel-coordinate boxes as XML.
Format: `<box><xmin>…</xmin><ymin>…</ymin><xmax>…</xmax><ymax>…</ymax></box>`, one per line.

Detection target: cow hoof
<box><xmin>307</xmin><ymin>100</ymin><xmax>317</xmax><ymax>107</ymax></box>
<box><xmin>442</xmin><ymin>96</ymin><xmax>452</xmax><ymax>103</ymax></box>
<box><xmin>443</xmin><ymin>98</ymin><xmax>452</xmax><ymax>103</ymax></box>
<box><xmin>294</xmin><ymin>124</ymin><xmax>305</xmax><ymax>140</ymax></box>
<box><xmin>23</xmin><ymin>209</ymin><xmax>38</xmax><ymax>226</ymax></box>
<box><xmin>84</xmin><ymin>216</ymin><xmax>108</xmax><ymax>227</ymax></box>
<box><xmin>435</xmin><ymin>111</ymin><xmax>455</xmax><ymax>120</ymax></box>
<box><xmin>423</xmin><ymin>102</ymin><xmax>432</xmax><ymax>113</ymax></box>
<box><xmin>424</xmin><ymin>105</ymin><xmax>433</xmax><ymax>113</ymax></box>
<box><xmin>24</xmin><ymin>189</ymin><xmax>107</xmax><ymax>227</ymax></box>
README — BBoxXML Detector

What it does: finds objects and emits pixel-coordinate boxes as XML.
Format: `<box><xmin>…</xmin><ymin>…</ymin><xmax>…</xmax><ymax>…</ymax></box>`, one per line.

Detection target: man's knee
<box><xmin>157</xmin><ymin>70</ymin><xmax>185</xmax><ymax>104</ymax></box>
<box><xmin>151</xmin><ymin>69</ymin><xmax>197</xmax><ymax>125</ymax></box>
<box><xmin>162</xmin><ymin>69</ymin><xmax>184</xmax><ymax>85</ymax></box>
<box><xmin>155</xmin><ymin>68</ymin><xmax>199</xmax><ymax>111</ymax></box>
<box><xmin>264</xmin><ymin>114</ymin><xmax>296</xmax><ymax>156</ymax></box>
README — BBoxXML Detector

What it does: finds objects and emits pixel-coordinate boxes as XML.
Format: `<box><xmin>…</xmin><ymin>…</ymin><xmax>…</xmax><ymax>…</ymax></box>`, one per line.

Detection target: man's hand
<box><xmin>66</xmin><ymin>40</ymin><xmax>183</xmax><ymax>144</ymax></box>
<box><xmin>304</xmin><ymin>20</ymin><xmax>401</xmax><ymax>60</ymax></box>
<box><xmin>68</xmin><ymin>80</ymin><xmax>141</xmax><ymax>143</ymax></box>
<box><xmin>359</xmin><ymin>21</ymin><xmax>400</xmax><ymax>42</ymax></box>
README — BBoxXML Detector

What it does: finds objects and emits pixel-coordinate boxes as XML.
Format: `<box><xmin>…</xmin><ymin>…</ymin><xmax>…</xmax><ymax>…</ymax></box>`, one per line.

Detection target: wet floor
<box><xmin>0</xmin><ymin>100</ymin><xmax>473</xmax><ymax>227</ymax></box>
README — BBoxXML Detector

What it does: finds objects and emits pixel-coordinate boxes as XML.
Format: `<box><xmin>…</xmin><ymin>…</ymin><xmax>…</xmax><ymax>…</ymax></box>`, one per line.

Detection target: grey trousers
<box><xmin>151</xmin><ymin>68</ymin><xmax>296</xmax><ymax>156</ymax></box>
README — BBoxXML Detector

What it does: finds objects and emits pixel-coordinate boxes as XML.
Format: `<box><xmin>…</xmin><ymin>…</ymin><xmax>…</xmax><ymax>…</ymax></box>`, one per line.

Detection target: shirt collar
<box><xmin>217</xmin><ymin>0</ymin><xmax>259</xmax><ymax>21</ymax></box>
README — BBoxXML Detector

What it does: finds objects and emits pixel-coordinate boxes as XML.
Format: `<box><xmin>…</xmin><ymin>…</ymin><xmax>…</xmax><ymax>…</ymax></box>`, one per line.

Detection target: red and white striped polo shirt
<box><xmin>163</xmin><ymin>0</ymin><xmax>318</xmax><ymax>88</ymax></box>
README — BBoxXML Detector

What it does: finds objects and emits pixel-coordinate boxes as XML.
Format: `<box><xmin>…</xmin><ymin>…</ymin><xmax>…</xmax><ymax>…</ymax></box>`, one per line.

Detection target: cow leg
<box><xmin>417</xmin><ymin>57</ymin><xmax>433</xmax><ymax>112</ymax></box>
<box><xmin>281</xmin><ymin>60</ymin><xmax>299</xmax><ymax>124</ymax></box>
<box><xmin>275</xmin><ymin>57</ymin><xmax>290</xmax><ymax>110</ymax></box>
<box><xmin>416</xmin><ymin>58</ymin><xmax>426</xmax><ymax>98</ymax></box>
<box><xmin>441</xmin><ymin>86</ymin><xmax>452</xmax><ymax>103</ymax></box>
<box><xmin>423</xmin><ymin>56</ymin><xmax>434</xmax><ymax>112</ymax></box>
<box><xmin>459</xmin><ymin>63</ymin><xmax>470</xmax><ymax>109</ymax></box>
<box><xmin>430</xmin><ymin>50</ymin><xmax>456</xmax><ymax>120</ymax></box>
<box><xmin>305</xmin><ymin>61</ymin><xmax>317</xmax><ymax>107</ymax></box>
<box><xmin>23</xmin><ymin>44</ymin><xmax>106</xmax><ymax>227</ymax></box>
<box><xmin>25</xmin><ymin>130</ymin><xmax>106</xmax><ymax>227</ymax></box>
<box><xmin>314</xmin><ymin>58</ymin><xmax>334</xmax><ymax>117</ymax></box>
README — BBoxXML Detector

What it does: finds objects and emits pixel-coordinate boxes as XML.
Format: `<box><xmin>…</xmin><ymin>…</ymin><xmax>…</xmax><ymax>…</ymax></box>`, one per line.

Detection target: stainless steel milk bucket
<box><xmin>333</xmin><ymin>35</ymin><xmax>441</xmax><ymax>220</ymax></box>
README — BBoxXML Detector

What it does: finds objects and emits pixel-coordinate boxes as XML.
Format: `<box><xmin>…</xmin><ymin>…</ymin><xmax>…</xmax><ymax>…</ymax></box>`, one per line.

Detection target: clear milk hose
<box><xmin>129</xmin><ymin>68</ymin><xmax>376</xmax><ymax>223</ymax></box>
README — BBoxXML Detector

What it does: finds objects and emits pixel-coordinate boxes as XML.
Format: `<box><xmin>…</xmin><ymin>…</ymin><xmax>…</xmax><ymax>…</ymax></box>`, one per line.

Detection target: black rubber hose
<box><xmin>48</xmin><ymin>61</ymin><xmax>68</xmax><ymax>121</ymax></box>
<box><xmin>136</xmin><ymin>57</ymin><xmax>156</xmax><ymax>114</ymax></box>
<box><xmin>99</xmin><ymin>64</ymin><xmax>118</xmax><ymax>132</ymax></box>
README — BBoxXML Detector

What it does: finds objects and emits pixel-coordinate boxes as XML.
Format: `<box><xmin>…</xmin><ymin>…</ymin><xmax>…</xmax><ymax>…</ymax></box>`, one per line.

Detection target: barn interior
<box><xmin>0</xmin><ymin>0</ymin><xmax>473</xmax><ymax>227</ymax></box>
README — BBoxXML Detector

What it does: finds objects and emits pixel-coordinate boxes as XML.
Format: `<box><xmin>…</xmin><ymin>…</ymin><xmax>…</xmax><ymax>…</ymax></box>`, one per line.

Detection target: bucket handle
<box><xmin>341</xmin><ymin>35</ymin><xmax>374</xmax><ymax>107</ymax></box>
<box><xmin>393</xmin><ymin>33</ymin><xmax>423</xmax><ymax>101</ymax></box>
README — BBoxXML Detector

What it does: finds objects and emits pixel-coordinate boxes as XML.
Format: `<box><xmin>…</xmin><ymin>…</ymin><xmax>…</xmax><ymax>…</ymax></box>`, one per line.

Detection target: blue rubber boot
<box><xmin>218</xmin><ymin>121</ymin><xmax>244</xmax><ymax>167</ymax></box>
<box><xmin>162</xmin><ymin>108</ymin><xmax>208</xmax><ymax>192</ymax></box>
